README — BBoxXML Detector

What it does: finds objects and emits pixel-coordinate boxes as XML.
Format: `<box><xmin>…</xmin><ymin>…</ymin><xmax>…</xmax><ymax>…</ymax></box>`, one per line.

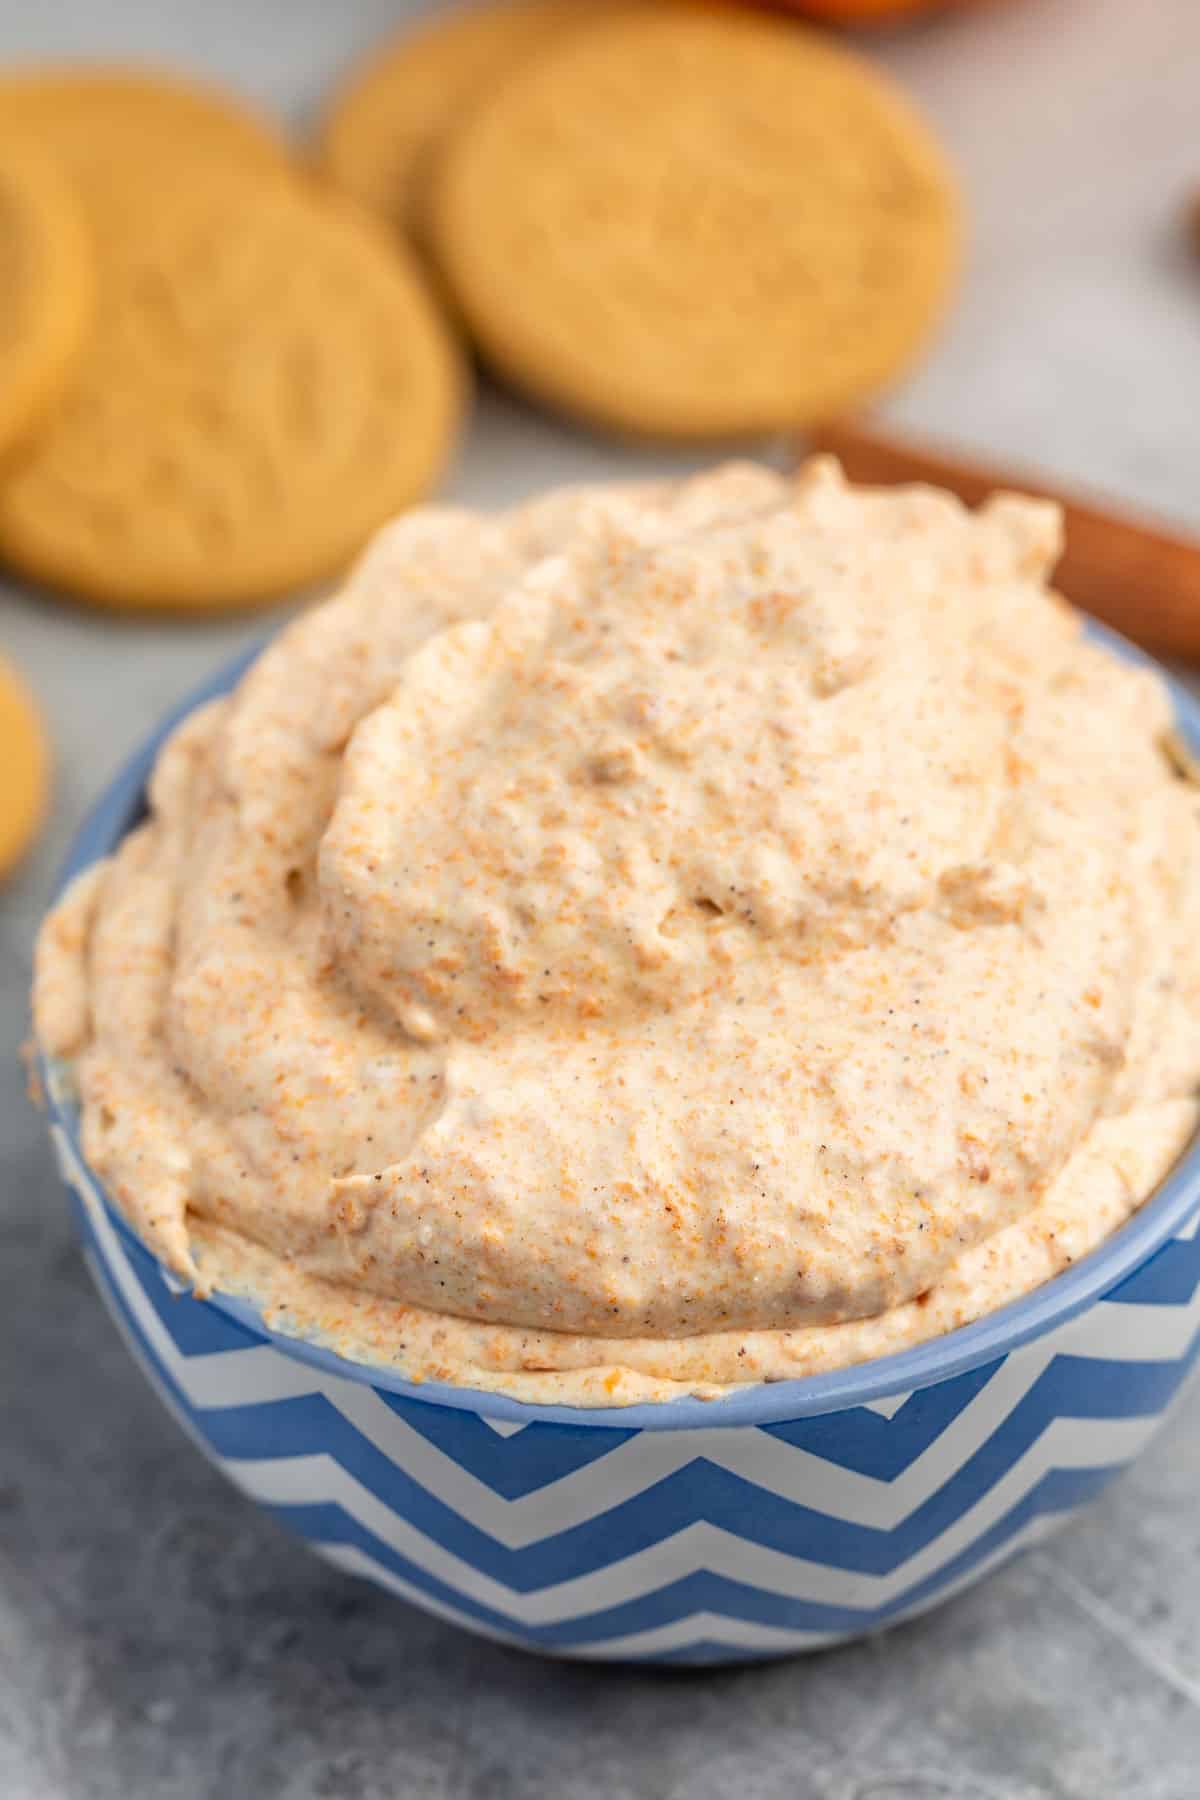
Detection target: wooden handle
<box><xmin>807</xmin><ymin>420</ymin><xmax>1200</xmax><ymax>660</ymax></box>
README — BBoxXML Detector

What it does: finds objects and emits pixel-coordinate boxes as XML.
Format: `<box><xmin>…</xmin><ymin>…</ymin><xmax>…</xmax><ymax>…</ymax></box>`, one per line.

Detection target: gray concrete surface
<box><xmin>4</xmin><ymin>1</ymin><xmax>1200</xmax><ymax>1794</ymax></box>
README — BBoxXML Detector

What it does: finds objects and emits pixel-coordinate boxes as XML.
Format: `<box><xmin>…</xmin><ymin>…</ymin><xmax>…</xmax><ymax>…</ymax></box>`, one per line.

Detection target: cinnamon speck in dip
<box><xmin>33</xmin><ymin>461</ymin><xmax>1200</xmax><ymax>1403</ymax></box>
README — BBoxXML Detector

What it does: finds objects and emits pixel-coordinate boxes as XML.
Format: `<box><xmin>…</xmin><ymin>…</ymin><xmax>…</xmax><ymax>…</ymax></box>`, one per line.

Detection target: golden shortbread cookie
<box><xmin>0</xmin><ymin>64</ymin><xmax>290</xmax><ymax>180</ymax></box>
<box><xmin>430</xmin><ymin>4</ymin><xmax>960</xmax><ymax>439</ymax></box>
<box><xmin>0</xmin><ymin>158</ymin><xmax>464</xmax><ymax>610</ymax></box>
<box><xmin>0</xmin><ymin>650</ymin><xmax>50</xmax><ymax>879</ymax></box>
<box><xmin>0</xmin><ymin>134</ymin><xmax>92</xmax><ymax>463</ymax></box>
<box><xmin>317</xmin><ymin>0</ymin><xmax>603</xmax><ymax>239</ymax></box>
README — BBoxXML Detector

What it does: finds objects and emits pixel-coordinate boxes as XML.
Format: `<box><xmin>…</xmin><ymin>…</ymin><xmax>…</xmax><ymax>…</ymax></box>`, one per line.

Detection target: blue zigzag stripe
<box><xmin>652</xmin><ymin>1642</ymin><xmax>756</xmax><ymax>1666</ymax></box>
<box><xmin>266</xmin><ymin>1462</ymin><xmax>1115</xmax><ymax>1648</ymax></box>
<box><xmin>86</xmin><ymin>1233</ymin><xmax>1200</xmax><ymax>1589</ymax></box>
<box><xmin>101</xmin><ymin>1203</ymin><xmax>266</xmax><ymax>1357</ymax></box>
<box><xmin>1103</xmin><ymin>1236</ymin><xmax>1200</xmax><ymax>1306</ymax></box>
<box><xmin>764</xmin><ymin>1362</ymin><xmax>1002</xmax><ymax>1478</ymax></box>
<box><xmin>652</xmin><ymin>1641</ymin><xmax>787</xmax><ymax>1665</ymax></box>
<box><xmin>377</xmin><ymin>1391</ymin><xmax>637</xmax><ymax>1499</ymax></box>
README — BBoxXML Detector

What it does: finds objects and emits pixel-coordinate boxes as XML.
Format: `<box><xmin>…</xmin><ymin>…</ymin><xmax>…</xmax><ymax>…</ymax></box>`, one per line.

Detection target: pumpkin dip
<box><xmin>34</xmin><ymin>461</ymin><xmax>1200</xmax><ymax>1403</ymax></box>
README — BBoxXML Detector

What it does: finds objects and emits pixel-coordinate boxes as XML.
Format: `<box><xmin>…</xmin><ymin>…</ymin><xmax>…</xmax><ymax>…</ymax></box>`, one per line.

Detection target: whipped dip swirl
<box><xmin>35</xmin><ymin>461</ymin><xmax>1200</xmax><ymax>1403</ymax></box>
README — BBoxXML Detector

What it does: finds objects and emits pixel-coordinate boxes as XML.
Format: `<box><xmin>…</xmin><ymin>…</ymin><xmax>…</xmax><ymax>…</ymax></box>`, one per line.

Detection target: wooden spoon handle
<box><xmin>807</xmin><ymin>420</ymin><xmax>1200</xmax><ymax>659</ymax></box>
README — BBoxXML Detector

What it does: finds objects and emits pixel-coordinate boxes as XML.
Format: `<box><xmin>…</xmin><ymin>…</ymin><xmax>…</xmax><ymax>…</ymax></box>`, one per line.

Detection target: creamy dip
<box><xmin>34</xmin><ymin>460</ymin><xmax>1200</xmax><ymax>1404</ymax></box>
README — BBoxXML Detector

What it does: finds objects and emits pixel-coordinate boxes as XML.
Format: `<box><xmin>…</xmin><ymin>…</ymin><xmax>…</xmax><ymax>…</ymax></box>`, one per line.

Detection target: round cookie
<box><xmin>0</xmin><ymin>650</ymin><xmax>49</xmax><ymax>879</ymax></box>
<box><xmin>0</xmin><ymin>134</ymin><xmax>92</xmax><ymax>463</ymax></box>
<box><xmin>0</xmin><ymin>160</ymin><xmax>464</xmax><ymax>611</ymax></box>
<box><xmin>317</xmin><ymin>0</ymin><xmax>603</xmax><ymax>239</ymax></box>
<box><xmin>0</xmin><ymin>64</ymin><xmax>290</xmax><ymax>179</ymax></box>
<box><xmin>430</xmin><ymin>4</ymin><xmax>961</xmax><ymax>440</ymax></box>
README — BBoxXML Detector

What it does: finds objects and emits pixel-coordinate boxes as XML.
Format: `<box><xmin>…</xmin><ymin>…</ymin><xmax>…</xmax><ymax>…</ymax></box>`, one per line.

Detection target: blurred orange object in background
<box><xmin>775</xmin><ymin>0</ymin><xmax>973</xmax><ymax>24</ymax></box>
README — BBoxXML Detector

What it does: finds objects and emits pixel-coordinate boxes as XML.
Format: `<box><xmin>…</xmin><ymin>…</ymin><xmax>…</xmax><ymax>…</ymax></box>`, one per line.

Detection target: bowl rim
<box><xmin>40</xmin><ymin>627</ymin><xmax>1200</xmax><ymax>1432</ymax></box>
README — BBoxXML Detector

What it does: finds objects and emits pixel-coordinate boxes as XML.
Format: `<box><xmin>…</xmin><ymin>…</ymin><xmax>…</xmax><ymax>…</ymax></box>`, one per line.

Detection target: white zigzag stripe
<box><xmin>90</xmin><ymin>1263</ymin><xmax>647</xmax><ymax>1658</ymax></box>
<box><xmin>321</xmin><ymin>1510</ymin><xmax>1067</xmax><ymax>1659</ymax></box>
<box><xmin>75</xmin><ymin>1152</ymin><xmax>1200</xmax><ymax>1555</ymax></box>
<box><xmin>1053</xmin><ymin>1294</ymin><xmax>1199</xmax><ymax>1362</ymax></box>
<box><xmin>321</xmin><ymin>1544</ymin><xmax>833</xmax><ymax>1657</ymax></box>
<box><xmin>1175</xmin><ymin>1208</ymin><xmax>1200</xmax><ymax>1243</ymax></box>
<box><xmin>358</xmin><ymin>1316</ymin><xmax>1171</xmax><ymax>1547</ymax></box>
<box><xmin>861</xmin><ymin>1391</ymin><xmax>912</xmax><ymax>1419</ymax></box>
<box><xmin>83</xmin><ymin>1247</ymin><xmax>223</xmax><ymax>1466</ymax></box>
<box><xmin>313</xmin><ymin>1544</ymin><xmax>530</xmax><ymax>1653</ymax></box>
<box><xmin>209</xmin><ymin>1399</ymin><xmax>1158</xmax><ymax>1626</ymax></box>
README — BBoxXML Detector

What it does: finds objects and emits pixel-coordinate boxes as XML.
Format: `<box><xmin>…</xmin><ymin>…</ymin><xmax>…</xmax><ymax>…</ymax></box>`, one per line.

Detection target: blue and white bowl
<box><xmin>40</xmin><ymin>636</ymin><xmax>1200</xmax><ymax>1667</ymax></box>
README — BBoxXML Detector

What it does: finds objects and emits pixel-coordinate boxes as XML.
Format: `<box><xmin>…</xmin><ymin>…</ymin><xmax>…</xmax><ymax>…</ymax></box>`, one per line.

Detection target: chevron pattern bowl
<box><xmin>39</xmin><ymin>639</ymin><xmax>1200</xmax><ymax>1666</ymax></box>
